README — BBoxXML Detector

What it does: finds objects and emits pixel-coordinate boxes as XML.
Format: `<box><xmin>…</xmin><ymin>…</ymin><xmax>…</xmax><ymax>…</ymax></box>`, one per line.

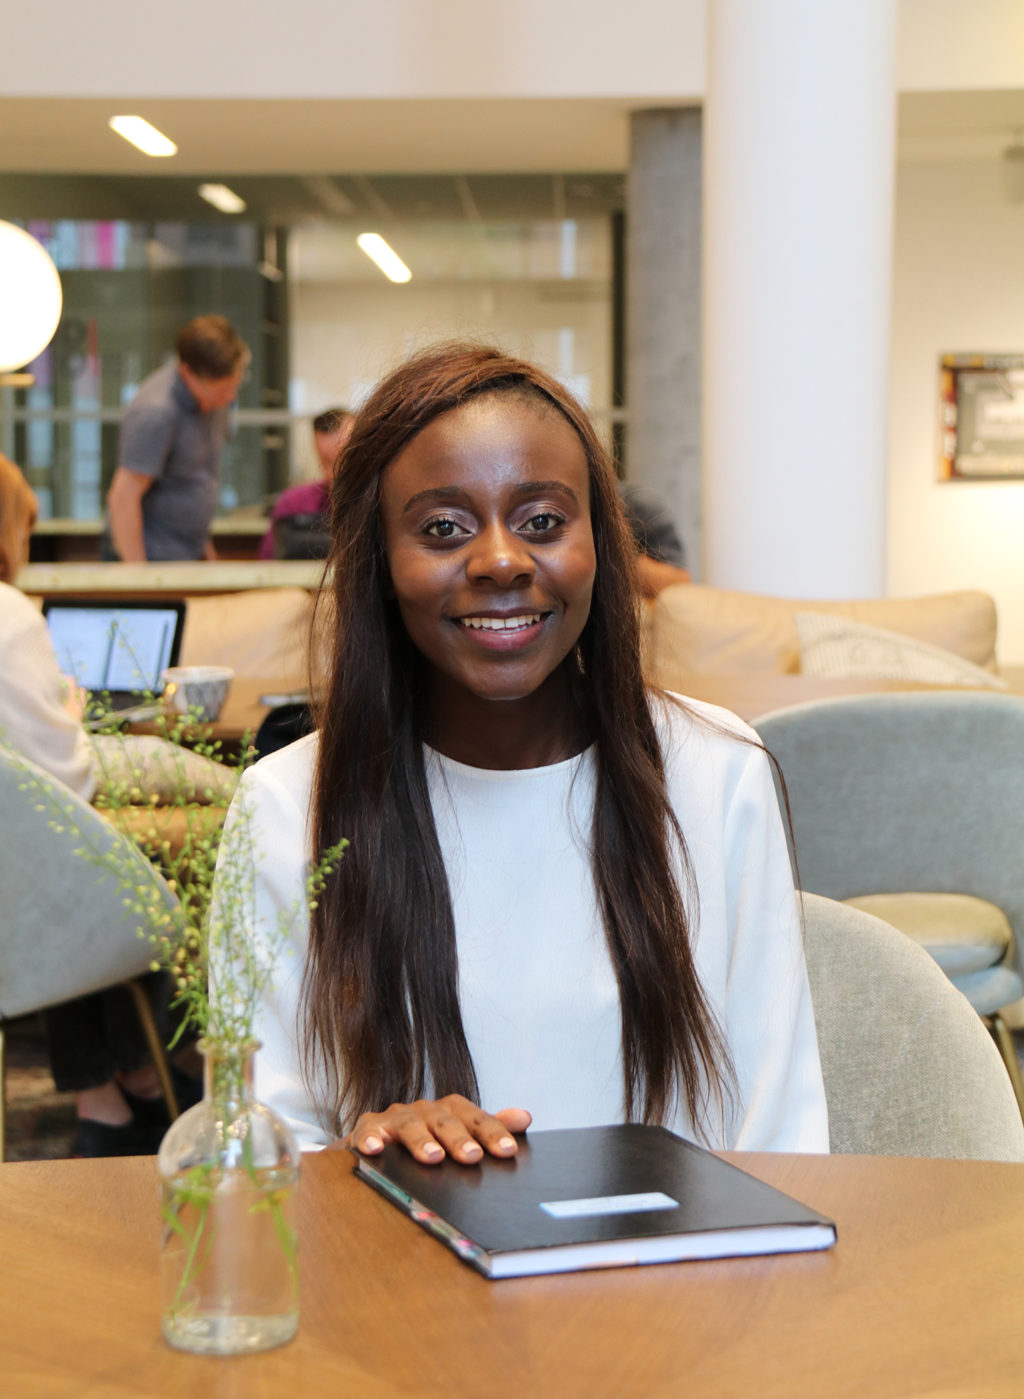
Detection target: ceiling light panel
<box><xmin>356</xmin><ymin>232</ymin><xmax>412</xmax><ymax>283</ymax></box>
<box><xmin>108</xmin><ymin>116</ymin><xmax>177</xmax><ymax>158</ymax></box>
<box><xmin>198</xmin><ymin>183</ymin><xmax>247</xmax><ymax>214</ymax></box>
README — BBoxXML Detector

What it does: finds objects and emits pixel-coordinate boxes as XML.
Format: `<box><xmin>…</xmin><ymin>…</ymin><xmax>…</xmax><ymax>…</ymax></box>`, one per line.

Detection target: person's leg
<box><xmin>43</xmin><ymin>993</ymin><xmax>127</xmax><ymax>1115</ymax></box>
<box><xmin>42</xmin><ymin>994</ymin><xmax>137</xmax><ymax>1154</ymax></box>
<box><xmin>42</xmin><ymin>985</ymin><xmax>168</xmax><ymax>1155</ymax></box>
<box><xmin>106</xmin><ymin>974</ymin><xmax>204</xmax><ymax>1120</ymax></box>
<box><xmin>104</xmin><ymin>975</ymin><xmax>169</xmax><ymax>1103</ymax></box>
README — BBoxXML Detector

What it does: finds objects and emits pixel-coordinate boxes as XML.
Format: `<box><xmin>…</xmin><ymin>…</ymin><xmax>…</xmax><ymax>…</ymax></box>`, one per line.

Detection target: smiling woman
<box><xmin>211</xmin><ymin>341</ymin><xmax>829</xmax><ymax>1167</ymax></box>
<box><xmin>380</xmin><ymin>392</ymin><xmax>596</xmax><ymax>767</ymax></box>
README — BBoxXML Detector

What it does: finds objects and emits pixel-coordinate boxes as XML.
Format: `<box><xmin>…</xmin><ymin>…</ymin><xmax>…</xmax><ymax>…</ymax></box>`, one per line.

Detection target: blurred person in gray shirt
<box><xmin>103</xmin><ymin>315</ymin><xmax>250</xmax><ymax>562</ymax></box>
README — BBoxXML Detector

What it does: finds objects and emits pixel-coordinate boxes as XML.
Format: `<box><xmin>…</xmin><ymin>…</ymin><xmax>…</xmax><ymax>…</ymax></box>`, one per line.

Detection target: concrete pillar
<box><xmin>626</xmin><ymin>108</ymin><xmax>703</xmax><ymax>578</ymax></box>
<box><xmin>703</xmin><ymin>0</ymin><xmax>897</xmax><ymax>597</ymax></box>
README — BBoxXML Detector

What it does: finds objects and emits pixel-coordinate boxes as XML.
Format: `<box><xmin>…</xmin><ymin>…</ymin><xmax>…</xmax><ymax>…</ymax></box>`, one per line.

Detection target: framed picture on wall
<box><xmin>938</xmin><ymin>353</ymin><xmax>1024</xmax><ymax>481</ymax></box>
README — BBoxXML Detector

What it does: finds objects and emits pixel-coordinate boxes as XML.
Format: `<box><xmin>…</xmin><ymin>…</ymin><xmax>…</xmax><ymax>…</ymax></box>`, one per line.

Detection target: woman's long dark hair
<box><xmin>304</xmin><ymin>342</ymin><xmax>730</xmax><ymax>1135</ymax></box>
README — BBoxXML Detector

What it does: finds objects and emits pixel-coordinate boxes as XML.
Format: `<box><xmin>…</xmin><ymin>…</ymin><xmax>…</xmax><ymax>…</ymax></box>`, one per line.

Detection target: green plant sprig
<box><xmin>4</xmin><ymin>695</ymin><xmax>346</xmax><ymax>1053</ymax></box>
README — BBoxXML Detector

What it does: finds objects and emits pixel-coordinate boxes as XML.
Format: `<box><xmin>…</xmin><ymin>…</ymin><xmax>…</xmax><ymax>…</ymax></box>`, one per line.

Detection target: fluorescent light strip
<box><xmin>356</xmin><ymin>233</ymin><xmax>412</xmax><ymax>283</ymax></box>
<box><xmin>198</xmin><ymin>183</ymin><xmax>247</xmax><ymax>215</ymax></box>
<box><xmin>108</xmin><ymin>115</ymin><xmax>177</xmax><ymax>158</ymax></box>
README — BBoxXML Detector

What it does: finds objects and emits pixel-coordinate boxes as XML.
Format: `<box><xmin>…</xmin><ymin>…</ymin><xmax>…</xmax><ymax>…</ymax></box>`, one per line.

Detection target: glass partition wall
<box><xmin>5</xmin><ymin>219</ymin><xmax>290</xmax><ymax>526</ymax></box>
<box><xmin>0</xmin><ymin>174</ymin><xmax>620</xmax><ymax>552</ymax></box>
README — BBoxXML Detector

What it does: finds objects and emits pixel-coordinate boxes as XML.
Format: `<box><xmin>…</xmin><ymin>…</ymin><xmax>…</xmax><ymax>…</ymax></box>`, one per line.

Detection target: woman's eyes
<box><xmin>522</xmin><ymin>511</ymin><xmax>565</xmax><ymax>535</ymax></box>
<box><xmin>419</xmin><ymin>509</ymin><xmax>566</xmax><ymax>540</ymax></box>
<box><xmin>422</xmin><ymin>516</ymin><xmax>468</xmax><ymax>539</ymax></box>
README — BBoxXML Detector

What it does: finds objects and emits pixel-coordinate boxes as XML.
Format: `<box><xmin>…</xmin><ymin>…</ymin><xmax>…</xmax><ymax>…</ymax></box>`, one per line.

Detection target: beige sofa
<box><xmin>179</xmin><ymin>587</ymin><xmax>324</xmax><ymax>692</ymax></box>
<box><xmin>645</xmin><ymin>585</ymin><xmax>1000</xmax><ymax>692</ymax></box>
<box><xmin>180</xmin><ymin>582</ymin><xmax>1004</xmax><ymax>701</ymax></box>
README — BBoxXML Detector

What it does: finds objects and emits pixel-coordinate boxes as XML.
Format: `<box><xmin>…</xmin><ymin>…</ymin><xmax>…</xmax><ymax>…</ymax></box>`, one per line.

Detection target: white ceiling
<box><xmin>0</xmin><ymin>99</ymin><xmax>635</xmax><ymax>176</ymax></box>
<box><xmin>2</xmin><ymin>89</ymin><xmax>1024</xmax><ymax>180</ymax></box>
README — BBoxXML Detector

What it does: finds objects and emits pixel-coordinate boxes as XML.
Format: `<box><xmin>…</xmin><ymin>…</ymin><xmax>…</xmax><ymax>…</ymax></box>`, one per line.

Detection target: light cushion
<box><xmin>648</xmin><ymin>586</ymin><xmax>998</xmax><ymax>678</ymax></box>
<box><xmin>795</xmin><ymin>612</ymin><xmax>1009</xmax><ymax>689</ymax></box>
<box><xmin>843</xmin><ymin>891</ymin><xmax>1013</xmax><ymax>975</ymax></box>
<box><xmin>180</xmin><ymin>588</ymin><xmax>314</xmax><ymax>690</ymax></box>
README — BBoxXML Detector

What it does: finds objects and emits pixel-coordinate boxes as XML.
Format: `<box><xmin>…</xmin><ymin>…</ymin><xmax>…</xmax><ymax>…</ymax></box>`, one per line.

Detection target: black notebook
<box><xmin>353</xmin><ymin>1123</ymin><xmax>836</xmax><ymax>1280</ymax></box>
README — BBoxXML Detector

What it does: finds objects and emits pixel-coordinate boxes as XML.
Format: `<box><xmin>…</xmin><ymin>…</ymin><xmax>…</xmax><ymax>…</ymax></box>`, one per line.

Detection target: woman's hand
<box><xmin>340</xmin><ymin>1094</ymin><xmax>532</xmax><ymax>1165</ymax></box>
<box><xmin>60</xmin><ymin>677</ymin><xmax>88</xmax><ymax>722</ymax></box>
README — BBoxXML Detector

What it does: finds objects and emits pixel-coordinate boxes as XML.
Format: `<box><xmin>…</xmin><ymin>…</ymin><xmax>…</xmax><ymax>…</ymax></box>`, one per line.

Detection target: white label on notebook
<box><xmin>540</xmin><ymin>1191</ymin><xmax>678</xmax><ymax>1219</ymax></box>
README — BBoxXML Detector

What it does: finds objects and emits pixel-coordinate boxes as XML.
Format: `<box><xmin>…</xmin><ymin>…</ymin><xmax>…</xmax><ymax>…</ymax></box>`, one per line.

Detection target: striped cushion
<box><xmin>795</xmin><ymin>612</ymin><xmax>1008</xmax><ymax>689</ymax></box>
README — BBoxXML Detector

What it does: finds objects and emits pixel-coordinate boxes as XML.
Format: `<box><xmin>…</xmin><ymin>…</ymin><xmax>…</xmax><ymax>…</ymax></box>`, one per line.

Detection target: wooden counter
<box><xmin>18</xmin><ymin>559</ymin><xmax>326</xmax><ymax>597</ymax></box>
<box><xmin>30</xmin><ymin>514</ymin><xmax>272</xmax><ymax>564</ymax></box>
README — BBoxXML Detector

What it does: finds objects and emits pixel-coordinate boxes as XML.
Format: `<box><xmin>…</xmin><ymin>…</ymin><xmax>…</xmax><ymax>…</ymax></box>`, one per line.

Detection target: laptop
<box><xmin>42</xmin><ymin>597</ymin><xmax>186</xmax><ymax>724</ymax></box>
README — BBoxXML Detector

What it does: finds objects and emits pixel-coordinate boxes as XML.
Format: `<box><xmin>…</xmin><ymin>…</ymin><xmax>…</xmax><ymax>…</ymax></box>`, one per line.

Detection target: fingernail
<box><xmin>462</xmin><ymin>1142</ymin><xmax>483</xmax><ymax>1158</ymax></box>
<box><xmin>363</xmin><ymin>1134</ymin><xmax>382</xmax><ymax>1152</ymax></box>
<box><xmin>423</xmin><ymin>1143</ymin><xmax>444</xmax><ymax>1159</ymax></box>
<box><xmin>497</xmin><ymin>1136</ymin><xmax>516</xmax><ymax>1151</ymax></box>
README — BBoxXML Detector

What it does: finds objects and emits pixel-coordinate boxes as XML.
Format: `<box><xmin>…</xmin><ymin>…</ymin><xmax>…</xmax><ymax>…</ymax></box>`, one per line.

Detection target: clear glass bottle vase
<box><xmin>157</xmin><ymin>1038</ymin><xmax>301</xmax><ymax>1355</ymax></box>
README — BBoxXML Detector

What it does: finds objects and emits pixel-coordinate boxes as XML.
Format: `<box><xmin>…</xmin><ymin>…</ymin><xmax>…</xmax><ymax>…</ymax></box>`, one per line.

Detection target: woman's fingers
<box><xmin>345</xmin><ymin>1112</ymin><xmax>396</xmax><ymax>1156</ymax></box>
<box><xmin>418</xmin><ymin>1098</ymin><xmax>513</xmax><ymax>1163</ymax></box>
<box><xmin>495</xmin><ymin>1107</ymin><xmax>533</xmax><ymax>1134</ymax></box>
<box><xmin>346</xmin><ymin>1096</ymin><xmax>531</xmax><ymax>1165</ymax></box>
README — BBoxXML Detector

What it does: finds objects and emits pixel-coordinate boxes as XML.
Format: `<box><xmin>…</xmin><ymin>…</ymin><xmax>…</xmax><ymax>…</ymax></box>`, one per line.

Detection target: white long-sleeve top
<box><xmin>220</xmin><ymin>694</ymin><xmax>829</xmax><ymax>1154</ymax></box>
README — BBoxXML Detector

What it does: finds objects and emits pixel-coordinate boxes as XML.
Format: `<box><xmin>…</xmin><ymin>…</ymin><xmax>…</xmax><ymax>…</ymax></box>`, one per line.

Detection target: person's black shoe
<box><xmin>120</xmin><ymin>1090</ymin><xmax>171</xmax><ymax>1130</ymax></box>
<box><xmin>70</xmin><ymin>1118</ymin><xmax>164</xmax><ymax>1159</ymax></box>
<box><xmin>121</xmin><ymin>1064</ymin><xmax>202</xmax><ymax>1129</ymax></box>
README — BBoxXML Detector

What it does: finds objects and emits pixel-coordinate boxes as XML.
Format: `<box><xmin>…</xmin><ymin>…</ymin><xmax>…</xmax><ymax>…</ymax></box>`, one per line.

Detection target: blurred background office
<box><xmin>1</xmin><ymin>0</ymin><xmax>1023</xmax><ymax>657</ymax></box>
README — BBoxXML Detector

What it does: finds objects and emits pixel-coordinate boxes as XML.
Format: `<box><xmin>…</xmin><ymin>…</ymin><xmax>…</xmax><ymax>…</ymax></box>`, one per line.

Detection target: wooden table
<box><xmin>153</xmin><ymin>675</ymin><xmax>970</xmax><ymax>748</ymax></box>
<box><xmin>205</xmin><ymin>669</ymin><xmax>1024</xmax><ymax>743</ymax></box>
<box><xmin>658</xmin><ymin>667</ymin><xmax>1024</xmax><ymax>724</ymax></box>
<box><xmin>120</xmin><ymin>677</ymin><xmax>292</xmax><ymax>746</ymax></box>
<box><xmin>213</xmin><ymin>676</ymin><xmax>305</xmax><ymax>741</ymax></box>
<box><xmin>1</xmin><ymin>1149</ymin><xmax>1022</xmax><ymax>1398</ymax></box>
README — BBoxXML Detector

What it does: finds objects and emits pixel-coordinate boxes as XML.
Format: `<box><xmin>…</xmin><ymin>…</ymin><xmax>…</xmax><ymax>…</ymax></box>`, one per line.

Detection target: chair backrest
<box><xmin>0</xmin><ymin>746</ymin><xmax>178</xmax><ymax>1020</ymax></box>
<box><xmin>272</xmin><ymin>512</ymin><xmax>331</xmax><ymax>560</ymax></box>
<box><xmin>801</xmin><ymin>892</ymin><xmax>1024</xmax><ymax>1160</ymax></box>
<box><xmin>754</xmin><ymin>691</ymin><xmax>1024</xmax><ymax>946</ymax></box>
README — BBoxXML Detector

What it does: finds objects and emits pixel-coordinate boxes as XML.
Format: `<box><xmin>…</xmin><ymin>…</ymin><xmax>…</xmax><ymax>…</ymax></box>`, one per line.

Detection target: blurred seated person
<box><xmin>259</xmin><ymin>408</ymin><xmax>355</xmax><ymax>560</ymax></box>
<box><xmin>618</xmin><ymin>482</ymin><xmax>692</xmax><ymax>597</ymax></box>
<box><xmin>0</xmin><ymin>454</ymin><xmax>233</xmax><ymax>1156</ymax></box>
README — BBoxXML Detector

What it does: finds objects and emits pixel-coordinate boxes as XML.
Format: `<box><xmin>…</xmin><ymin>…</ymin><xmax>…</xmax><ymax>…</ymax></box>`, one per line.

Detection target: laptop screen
<box><xmin>42</xmin><ymin>598</ymin><xmax>186</xmax><ymax>696</ymax></box>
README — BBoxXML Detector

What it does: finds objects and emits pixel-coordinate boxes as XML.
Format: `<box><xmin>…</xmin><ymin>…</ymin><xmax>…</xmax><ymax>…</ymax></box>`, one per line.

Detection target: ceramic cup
<box><xmin>161</xmin><ymin>665</ymin><xmax>235</xmax><ymax>723</ymax></box>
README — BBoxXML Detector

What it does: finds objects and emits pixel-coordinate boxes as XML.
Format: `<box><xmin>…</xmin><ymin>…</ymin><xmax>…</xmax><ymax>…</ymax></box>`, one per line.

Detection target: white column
<box><xmin>703</xmin><ymin>0</ymin><xmax>897</xmax><ymax>597</ymax></box>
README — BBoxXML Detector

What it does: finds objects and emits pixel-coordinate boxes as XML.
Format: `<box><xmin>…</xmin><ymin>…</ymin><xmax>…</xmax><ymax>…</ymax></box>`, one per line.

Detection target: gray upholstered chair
<box><xmin>0</xmin><ymin>745</ymin><xmax>179</xmax><ymax>1159</ymax></box>
<box><xmin>755</xmin><ymin>691</ymin><xmax>1024</xmax><ymax>1116</ymax></box>
<box><xmin>801</xmin><ymin>893</ymin><xmax>1024</xmax><ymax>1159</ymax></box>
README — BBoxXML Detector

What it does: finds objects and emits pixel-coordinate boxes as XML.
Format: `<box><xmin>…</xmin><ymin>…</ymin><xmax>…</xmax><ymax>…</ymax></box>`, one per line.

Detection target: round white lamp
<box><xmin>0</xmin><ymin>221</ymin><xmax>63</xmax><ymax>375</ymax></box>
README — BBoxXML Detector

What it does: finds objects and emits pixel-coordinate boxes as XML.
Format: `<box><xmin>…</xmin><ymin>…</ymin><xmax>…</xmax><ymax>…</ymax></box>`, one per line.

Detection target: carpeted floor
<box><xmin>3</xmin><ymin>1013</ymin><xmax>79</xmax><ymax>1161</ymax></box>
<box><xmin>2</xmin><ymin>1013</ymin><xmax>203</xmax><ymax>1162</ymax></box>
